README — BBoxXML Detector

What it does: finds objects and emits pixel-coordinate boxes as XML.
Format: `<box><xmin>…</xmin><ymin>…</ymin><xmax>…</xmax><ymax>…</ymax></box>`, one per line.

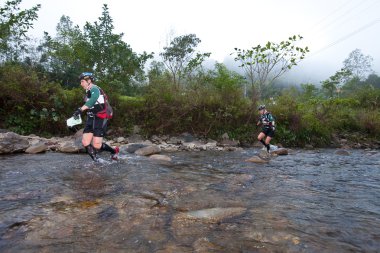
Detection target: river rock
<box><xmin>121</xmin><ymin>143</ymin><xmax>147</xmax><ymax>153</ymax></box>
<box><xmin>0</xmin><ymin>132</ymin><xmax>30</xmax><ymax>154</ymax></box>
<box><xmin>245</xmin><ymin>156</ymin><xmax>269</xmax><ymax>163</ymax></box>
<box><xmin>58</xmin><ymin>140</ymin><xmax>81</xmax><ymax>153</ymax></box>
<box><xmin>135</xmin><ymin>145</ymin><xmax>161</xmax><ymax>156</ymax></box>
<box><xmin>25</xmin><ymin>142</ymin><xmax>48</xmax><ymax>154</ymax></box>
<box><xmin>173</xmin><ymin>207</ymin><xmax>246</xmax><ymax>223</ymax></box>
<box><xmin>149</xmin><ymin>154</ymin><xmax>172</xmax><ymax>162</ymax></box>
<box><xmin>218</xmin><ymin>139</ymin><xmax>239</xmax><ymax>147</ymax></box>
<box><xmin>166</xmin><ymin>136</ymin><xmax>183</xmax><ymax>145</ymax></box>
<box><xmin>271</xmin><ymin>148</ymin><xmax>288</xmax><ymax>155</ymax></box>
<box><xmin>335</xmin><ymin>149</ymin><xmax>350</xmax><ymax>156</ymax></box>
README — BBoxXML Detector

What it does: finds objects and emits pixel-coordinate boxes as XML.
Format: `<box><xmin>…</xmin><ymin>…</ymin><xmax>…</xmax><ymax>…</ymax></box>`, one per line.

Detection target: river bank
<box><xmin>0</xmin><ymin>128</ymin><xmax>379</xmax><ymax>157</ymax></box>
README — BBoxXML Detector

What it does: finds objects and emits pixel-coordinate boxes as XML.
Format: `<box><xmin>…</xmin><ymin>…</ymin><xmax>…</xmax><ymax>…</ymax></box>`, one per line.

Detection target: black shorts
<box><xmin>83</xmin><ymin>115</ymin><xmax>108</xmax><ymax>137</ymax></box>
<box><xmin>262</xmin><ymin>127</ymin><xmax>275</xmax><ymax>137</ymax></box>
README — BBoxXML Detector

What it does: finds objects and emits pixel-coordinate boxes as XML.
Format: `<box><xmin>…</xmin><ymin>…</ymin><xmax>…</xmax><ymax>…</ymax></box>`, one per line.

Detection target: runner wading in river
<box><xmin>72</xmin><ymin>72</ymin><xmax>119</xmax><ymax>162</ymax></box>
<box><xmin>257</xmin><ymin>105</ymin><xmax>276</xmax><ymax>152</ymax></box>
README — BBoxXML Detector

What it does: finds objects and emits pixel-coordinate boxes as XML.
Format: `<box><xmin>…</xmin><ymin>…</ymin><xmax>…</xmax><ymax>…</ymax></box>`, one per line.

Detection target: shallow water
<box><xmin>0</xmin><ymin>149</ymin><xmax>379</xmax><ymax>252</ymax></box>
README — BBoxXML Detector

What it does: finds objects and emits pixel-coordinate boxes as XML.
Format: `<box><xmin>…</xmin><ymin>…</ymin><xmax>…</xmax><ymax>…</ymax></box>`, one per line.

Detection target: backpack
<box><xmin>96</xmin><ymin>87</ymin><xmax>113</xmax><ymax>119</ymax></box>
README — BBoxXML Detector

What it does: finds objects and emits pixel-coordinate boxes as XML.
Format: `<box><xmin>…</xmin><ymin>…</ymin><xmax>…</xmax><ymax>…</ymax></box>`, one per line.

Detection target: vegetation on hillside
<box><xmin>1</xmin><ymin>1</ymin><xmax>379</xmax><ymax>147</ymax></box>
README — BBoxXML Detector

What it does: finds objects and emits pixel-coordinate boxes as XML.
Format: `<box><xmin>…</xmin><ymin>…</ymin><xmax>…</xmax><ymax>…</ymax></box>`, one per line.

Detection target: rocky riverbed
<box><xmin>0</xmin><ymin>147</ymin><xmax>379</xmax><ymax>252</ymax></box>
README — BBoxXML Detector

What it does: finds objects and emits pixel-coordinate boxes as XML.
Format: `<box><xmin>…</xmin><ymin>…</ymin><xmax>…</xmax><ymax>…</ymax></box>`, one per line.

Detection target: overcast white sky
<box><xmin>21</xmin><ymin>0</ymin><xmax>380</xmax><ymax>83</ymax></box>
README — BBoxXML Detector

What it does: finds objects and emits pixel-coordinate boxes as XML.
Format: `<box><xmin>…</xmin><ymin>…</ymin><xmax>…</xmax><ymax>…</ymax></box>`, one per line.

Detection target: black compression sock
<box><xmin>85</xmin><ymin>144</ymin><xmax>98</xmax><ymax>161</ymax></box>
<box><xmin>259</xmin><ymin>139</ymin><xmax>266</xmax><ymax>146</ymax></box>
<box><xmin>101</xmin><ymin>143</ymin><xmax>115</xmax><ymax>154</ymax></box>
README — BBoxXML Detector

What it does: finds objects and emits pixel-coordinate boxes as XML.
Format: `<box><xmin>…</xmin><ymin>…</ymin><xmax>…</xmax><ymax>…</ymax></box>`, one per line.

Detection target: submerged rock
<box><xmin>245</xmin><ymin>156</ymin><xmax>269</xmax><ymax>163</ymax></box>
<box><xmin>149</xmin><ymin>154</ymin><xmax>172</xmax><ymax>162</ymax></box>
<box><xmin>174</xmin><ymin>207</ymin><xmax>246</xmax><ymax>223</ymax></box>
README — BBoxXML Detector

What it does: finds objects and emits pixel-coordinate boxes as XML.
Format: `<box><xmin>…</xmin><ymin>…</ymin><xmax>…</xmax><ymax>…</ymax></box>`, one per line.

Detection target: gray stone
<box><xmin>135</xmin><ymin>145</ymin><xmax>161</xmax><ymax>156</ymax></box>
<box><xmin>25</xmin><ymin>142</ymin><xmax>48</xmax><ymax>154</ymax></box>
<box><xmin>0</xmin><ymin>132</ymin><xmax>30</xmax><ymax>154</ymax></box>
<box><xmin>245</xmin><ymin>156</ymin><xmax>269</xmax><ymax>163</ymax></box>
<box><xmin>166</xmin><ymin>136</ymin><xmax>183</xmax><ymax>145</ymax></box>
<box><xmin>174</xmin><ymin>207</ymin><xmax>246</xmax><ymax>223</ymax></box>
<box><xmin>58</xmin><ymin>141</ymin><xmax>81</xmax><ymax>153</ymax></box>
<box><xmin>218</xmin><ymin>139</ymin><xmax>239</xmax><ymax>147</ymax></box>
<box><xmin>122</xmin><ymin>143</ymin><xmax>147</xmax><ymax>153</ymax></box>
<box><xmin>149</xmin><ymin>154</ymin><xmax>172</xmax><ymax>162</ymax></box>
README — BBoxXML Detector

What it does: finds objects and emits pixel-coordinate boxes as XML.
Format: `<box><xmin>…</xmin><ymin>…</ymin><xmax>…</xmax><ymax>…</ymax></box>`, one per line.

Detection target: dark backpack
<box><xmin>96</xmin><ymin>87</ymin><xmax>113</xmax><ymax>119</ymax></box>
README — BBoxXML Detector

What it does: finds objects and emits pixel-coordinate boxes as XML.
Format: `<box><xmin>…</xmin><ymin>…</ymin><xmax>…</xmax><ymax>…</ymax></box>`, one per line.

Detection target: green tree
<box><xmin>233</xmin><ymin>35</ymin><xmax>309</xmax><ymax>100</ymax></box>
<box><xmin>40</xmin><ymin>4</ymin><xmax>152</xmax><ymax>94</ymax></box>
<box><xmin>39</xmin><ymin>16</ymin><xmax>90</xmax><ymax>87</ymax></box>
<box><xmin>84</xmin><ymin>4</ymin><xmax>152</xmax><ymax>92</ymax></box>
<box><xmin>0</xmin><ymin>0</ymin><xmax>40</xmax><ymax>62</ymax></box>
<box><xmin>160</xmin><ymin>33</ymin><xmax>211</xmax><ymax>88</ymax></box>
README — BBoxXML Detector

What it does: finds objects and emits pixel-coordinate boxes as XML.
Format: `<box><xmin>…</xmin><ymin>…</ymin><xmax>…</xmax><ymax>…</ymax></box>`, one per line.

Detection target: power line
<box><xmin>304</xmin><ymin>0</ymin><xmax>355</xmax><ymax>34</ymax></box>
<box><xmin>307</xmin><ymin>19</ymin><xmax>380</xmax><ymax>58</ymax></box>
<box><xmin>309</xmin><ymin>0</ymin><xmax>380</xmax><ymax>39</ymax></box>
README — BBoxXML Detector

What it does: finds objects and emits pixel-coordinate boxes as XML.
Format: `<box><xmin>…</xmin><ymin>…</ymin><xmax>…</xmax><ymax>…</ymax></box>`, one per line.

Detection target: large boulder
<box><xmin>135</xmin><ymin>145</ymin><xmax>161</xmax><ymax>156</ymax></box>
<box><xmin>58</xmin><ymin>140</ymin><xmax>81</xmax><ymax>153</ymax></box>
<box><xmin>0</xmin><ymin>132</ymin><xmax>30</xmax><ymax>154</ymax></box>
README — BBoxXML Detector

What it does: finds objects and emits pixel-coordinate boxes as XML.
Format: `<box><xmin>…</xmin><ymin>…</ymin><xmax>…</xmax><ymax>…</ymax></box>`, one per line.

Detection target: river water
<box><xmin>0</xmin><ymin>149</ymin><xmax>379</xmax><ymax>252</ymax></box>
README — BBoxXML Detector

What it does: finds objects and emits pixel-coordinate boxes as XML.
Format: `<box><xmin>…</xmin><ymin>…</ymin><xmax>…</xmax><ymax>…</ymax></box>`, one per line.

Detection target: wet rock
<box><xmin>135</xmin><ymin>145</ymin><xmax>161</xmax><ymax>156</ymax></box>
<box><xmin>173</xmin><ymin>207</ymin><xmax>246</xmax><ymax>223</ymax></box>
<box><xmin>245</xmin><ymin>156</ymin><xmax>269</xmax><ymax>163</ymax></box>
<box><xmin>58</xmin><ymin>140</ymin><xmax>81</xmax><ymax>153</ymax></box>
<box><xmin>25</xmin><ymin>142</ymin><xmax>48</xmax><ymax>154</ymax></box>
<box><xmin>218</xmin><ymin>139</ymin><xmax>239</xmax><ymax>147</ymax></box>
<box><xmin>271</xmin><ymin>148</ymin><xmax>288</xmax><ymax>156</ymax></box>
<box><xmin>0</xmin><ymin>132</ymin><xmax>30</xmax><ymax>154</ymax></box>
<box><xmin>258</xmin><ymin>150</ymin><xmax>271</xmax><ymax>159</ymax></box>
<box><xmin>166</xmin><ymin>136</ymin><xmax>184</xmax><ymax>145</ymax></box>
<box><xmin>122</xmin><ymin>143</ymin><xmax>147</xmax><ymax>153</ymax></box>
<box><xmin>159</xmin><ymin>143</ymin><xmax>180</xmax><ymax>152</ymax></box>
<box><xmin>149</xmin><ymin>154</ymin><xmax>172</xmax><ymax>162</ymax></box>
<box><xmin>335</xmin><ymin>149</ymin><xmax>350</xmax><ymax>156</ymax></box>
